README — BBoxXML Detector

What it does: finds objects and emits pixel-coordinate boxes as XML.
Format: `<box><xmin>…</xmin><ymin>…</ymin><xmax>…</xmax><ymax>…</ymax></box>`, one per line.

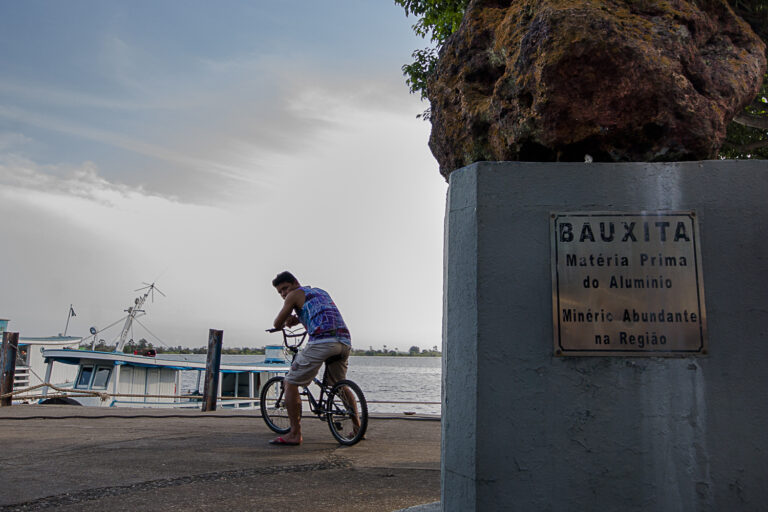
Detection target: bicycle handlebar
<box><xmin>266</xmin><ymin>326</ymin><xmax>308</xmax><ymax>352</ymax></box>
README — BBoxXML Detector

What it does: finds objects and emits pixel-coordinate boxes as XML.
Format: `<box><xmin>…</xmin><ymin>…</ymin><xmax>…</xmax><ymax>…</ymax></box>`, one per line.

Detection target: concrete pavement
<box><xmin>0</xmin><ymin>405</ymin><xmax>440</xmax><ymax>511</ymax></box>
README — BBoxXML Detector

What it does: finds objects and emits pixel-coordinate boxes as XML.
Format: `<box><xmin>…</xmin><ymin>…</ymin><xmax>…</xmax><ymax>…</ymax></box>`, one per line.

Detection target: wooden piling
<box><xmin>1</xmin><ymin>332</ymin><xmax>19</xmax><ymax>407</ymax></box>
<box><xmin>201</xmin><ymin>329</ymin><xmax>223</xmax><ymax>412</ymax></box>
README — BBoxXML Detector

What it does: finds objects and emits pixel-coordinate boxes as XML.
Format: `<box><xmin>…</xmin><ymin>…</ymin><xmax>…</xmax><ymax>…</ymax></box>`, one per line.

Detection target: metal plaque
<box><xmin>551</xmin><ymin>212</ymin><xmax>707</xmax><ymax>356</ymax></box>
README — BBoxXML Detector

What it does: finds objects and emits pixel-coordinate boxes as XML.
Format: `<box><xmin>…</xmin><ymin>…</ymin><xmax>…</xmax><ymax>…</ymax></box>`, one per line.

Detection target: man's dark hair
<box><xmin>272</xmin><ymin>271</ymin><xmax>298</xmax><ymax>288</ymax></box>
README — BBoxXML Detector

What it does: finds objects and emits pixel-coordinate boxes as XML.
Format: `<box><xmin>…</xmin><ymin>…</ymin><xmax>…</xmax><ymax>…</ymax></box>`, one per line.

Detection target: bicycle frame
<box><xmin>262</xmin><ymin>326</ymin><xmax>368</xmax><ymax>445</ymax></box>
<box><xmin>300</xmin><ymin>377</ymin><xmax>329</xmax><ymax>417</ymax></box>
<box><xmin>266</xmin><ymin>327</ymin><xmax>334</xmax><ymax>418</ymax></box>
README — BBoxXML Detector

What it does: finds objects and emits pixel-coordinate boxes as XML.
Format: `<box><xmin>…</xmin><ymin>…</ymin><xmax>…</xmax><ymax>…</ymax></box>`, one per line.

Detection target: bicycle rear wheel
<box><xmin>260</xmin><ymin>376</ymin><xmax>290</xmax><ymax>434</ymax></box>
<box><xmin>326</xmin><ymin>379</ymin><xmax>368</xmax><ymax>445</ymax></box>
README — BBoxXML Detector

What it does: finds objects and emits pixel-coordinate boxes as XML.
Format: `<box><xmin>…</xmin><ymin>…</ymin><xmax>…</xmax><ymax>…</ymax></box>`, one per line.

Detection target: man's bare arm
<box><xmin>273</xmin><ymin>289</ymin><xmax>302</xmax><ymax>329</ymax></box>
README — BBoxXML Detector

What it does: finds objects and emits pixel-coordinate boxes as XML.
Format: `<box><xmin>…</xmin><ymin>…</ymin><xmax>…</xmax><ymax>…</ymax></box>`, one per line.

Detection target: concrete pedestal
<box><xmin>442</xmin><ymin>161</ymin><xmax>768</xmax><ymax>511</ymax></box>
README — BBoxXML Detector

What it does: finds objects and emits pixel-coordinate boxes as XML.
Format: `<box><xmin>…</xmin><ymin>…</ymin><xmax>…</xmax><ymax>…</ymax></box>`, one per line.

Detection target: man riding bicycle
<box><xmin>270</xmin><ymin>271</ymin><xmax>352</xmax><ymax>445</ymax></box>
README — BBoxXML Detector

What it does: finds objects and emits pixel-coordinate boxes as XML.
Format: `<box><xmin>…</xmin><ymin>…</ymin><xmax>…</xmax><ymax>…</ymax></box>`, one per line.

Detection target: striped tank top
<box><xmin>297</xmin><ymin>286</ymin><xmax>351</xmax><ymax>345</ymax></box>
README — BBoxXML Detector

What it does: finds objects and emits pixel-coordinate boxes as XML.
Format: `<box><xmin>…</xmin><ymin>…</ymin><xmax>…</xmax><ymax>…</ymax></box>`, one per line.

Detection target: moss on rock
<box><xmin>428</xmin><ymin>0</ymin><xmax>767</xmax><ymax>178</ymax></box>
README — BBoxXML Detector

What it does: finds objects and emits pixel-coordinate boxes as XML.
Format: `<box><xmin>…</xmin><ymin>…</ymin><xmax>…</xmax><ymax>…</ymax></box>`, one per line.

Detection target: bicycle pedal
<box><xmin>334</xmin><ymin>421</ymin><xmax>343</xmax><ymax>430</ymax></box>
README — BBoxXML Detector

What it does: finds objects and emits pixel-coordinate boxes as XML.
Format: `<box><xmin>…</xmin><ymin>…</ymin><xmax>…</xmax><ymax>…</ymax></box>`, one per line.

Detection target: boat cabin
<box><xmin>41</xmin><ymin>346</ymin><xmax>289</xmax><ymax>408</ymax></box>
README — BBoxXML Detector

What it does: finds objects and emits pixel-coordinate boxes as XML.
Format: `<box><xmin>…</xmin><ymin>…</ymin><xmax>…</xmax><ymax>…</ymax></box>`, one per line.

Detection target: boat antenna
<box><xmin>63</xmin><ymin>304</ymin><xmax>76</xmax><ymax>336</ymax></box>
<box><xmin>138</xmin><ymin>281</ymin><xmax>166</xmax><ymax>303</ymax></box>
<box><xmin>116</xmin><ymin>282</ymin><xmax>164</xmax><ymax>352</ymax></box>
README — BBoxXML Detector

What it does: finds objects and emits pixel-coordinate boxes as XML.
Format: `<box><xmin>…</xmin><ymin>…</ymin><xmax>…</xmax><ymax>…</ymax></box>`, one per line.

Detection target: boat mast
<box><xmin>115</xmin><ymin>283</ymin><xmax>162</xmax><ymax>352</ymax></box>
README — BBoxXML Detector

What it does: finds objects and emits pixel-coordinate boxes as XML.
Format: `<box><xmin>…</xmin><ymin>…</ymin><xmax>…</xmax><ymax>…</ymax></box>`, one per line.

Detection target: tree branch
<box><xmin>728</xmin><ymin>139</ymin><xmax>768</xmax><ymax>152</ymax></box>
<box><xmin>733</xmin><ymin>113</ymin><xmax>768</xmax><ymax>130</ymax></box>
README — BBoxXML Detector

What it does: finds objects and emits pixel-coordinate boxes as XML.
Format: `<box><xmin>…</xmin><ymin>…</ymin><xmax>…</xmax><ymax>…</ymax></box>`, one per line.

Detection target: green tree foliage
<box><xmin>395</xmin><ymin>0</ymin><xmax>768</xmax><ymax>157</ymax></box>
<box><xmin>395</xmin><ymin>0</ymin><xmax>469</xmax><ymax>118</ymax></box>
<box><xmin>350</xmin><ymin>346</ymin><xmax>442</xmax><ymax>356</ymax></box>
<box><xmin>721</xmin><ymin>74</ymin><xmax>768</xmax><ymax>158</ymax></box>
<box><xmin>80</xmin><ymin>340</ymin><xmax>116</xmax><ymax>352</ymax></box>
<box><xmin>723</xmin><ymin>0</ymin><xmax>768</xmax><ymax>157</ymax></box>
<box><xmin>79</xmin><ymin>340</ymin><xmax>265</xmax><ymax>355</ymax></box>
<box><xmin>122</xmin><ymin>338</ymin><xmax>152</xmax><ymax>354</ymax></box>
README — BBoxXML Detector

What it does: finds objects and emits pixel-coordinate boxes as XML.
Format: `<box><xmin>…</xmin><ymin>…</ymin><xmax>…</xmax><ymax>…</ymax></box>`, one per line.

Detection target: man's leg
<box><xmin>272</xmin><ymin>345</ymin><xmax>328</xmax><ymax>445</ymax></box>
<box><xmin>342</xmin><ymin>386</ymin><xmax>362</xmax><ymax>432</ymax></box>
<box><xmin>280</xmin><ymin>381</ymin><xmax>303</xmax><ymax>444</ymax></box>
<box><xmin>327</xmin><ymin>345</ymin><xmax>361</xmax><ymax>435</ymax></box>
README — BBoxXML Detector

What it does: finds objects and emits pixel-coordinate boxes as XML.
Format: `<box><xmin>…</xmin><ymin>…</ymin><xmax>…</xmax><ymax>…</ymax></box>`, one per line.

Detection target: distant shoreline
<box><xmin>350</xmin><ymin>351</ymin><xmax>442</xmax><ymax>357</ymax></box>
<box><xmin>79</xmin><ymin>343</ymin><xmax>441</xmax><ymax>358</ymax></box>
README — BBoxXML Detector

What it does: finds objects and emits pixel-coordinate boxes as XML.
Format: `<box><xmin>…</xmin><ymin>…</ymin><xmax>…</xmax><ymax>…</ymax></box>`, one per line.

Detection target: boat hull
<box><xmin>37</xmin><ymin>349</ymin><xmax>289</xmax><ymax>408</ymax></box>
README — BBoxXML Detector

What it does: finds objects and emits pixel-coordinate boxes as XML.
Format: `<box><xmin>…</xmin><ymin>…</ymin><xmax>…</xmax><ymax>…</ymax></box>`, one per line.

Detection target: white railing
<box><xmin>13</xmin><ymin>367</ymin><xmax>30</xmax><ymax>388</ymax></box>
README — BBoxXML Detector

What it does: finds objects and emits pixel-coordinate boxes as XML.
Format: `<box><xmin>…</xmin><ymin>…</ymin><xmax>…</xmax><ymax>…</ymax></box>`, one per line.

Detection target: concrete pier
<box><xmin>0</xmin><ymin>406</ymin><xmax>440</xmax><ymax>511</ymax></box>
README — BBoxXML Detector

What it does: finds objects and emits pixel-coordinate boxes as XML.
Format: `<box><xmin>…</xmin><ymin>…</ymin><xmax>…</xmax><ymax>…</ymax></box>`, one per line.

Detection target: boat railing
<box><xmin>13</xmin><ymin>367</ymin><xmax>30</xmax><ymax>389</ymax></box>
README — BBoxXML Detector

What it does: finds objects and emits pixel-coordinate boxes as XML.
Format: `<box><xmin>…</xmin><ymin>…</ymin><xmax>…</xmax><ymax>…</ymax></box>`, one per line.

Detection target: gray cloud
<box><xmin>0</xmin><ymin>63</ymin><xmax>418</xmax><ymax>207</ymax></box>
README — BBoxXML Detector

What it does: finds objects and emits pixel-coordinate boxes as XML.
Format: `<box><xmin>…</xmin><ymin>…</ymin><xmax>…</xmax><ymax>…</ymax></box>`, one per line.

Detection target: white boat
<box><xmin>8</xmin><ymin>283</ymin><xmax>289</xmax><ymax>408</ymax></box>
<box><xmin>40</xmin><ymin>346</ymin><xmax>289</xmax><ymax>408</ymax></box>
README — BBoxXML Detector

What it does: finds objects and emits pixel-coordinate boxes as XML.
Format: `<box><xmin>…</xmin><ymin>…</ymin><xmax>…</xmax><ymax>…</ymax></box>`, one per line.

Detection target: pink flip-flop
<box><xmin>269</xmin><ymin>436</ymin><xmax>301</xmax><ymax>446</ymax></box>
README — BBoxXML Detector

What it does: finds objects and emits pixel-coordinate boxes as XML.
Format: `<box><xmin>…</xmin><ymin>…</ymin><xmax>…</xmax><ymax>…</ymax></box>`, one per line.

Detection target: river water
<box><xmin>347</xmin><ymin>356</ymin><xmax>441</xmax><ymax>416</ymax></box>
<box><xmin>175</xmin><ymin>355</ymin><xmax>442</xmax><ymax>416</ymax></box>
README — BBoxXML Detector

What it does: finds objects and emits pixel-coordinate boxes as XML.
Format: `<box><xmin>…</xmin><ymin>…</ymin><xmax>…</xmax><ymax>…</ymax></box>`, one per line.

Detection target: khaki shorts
<box><xmin>284</xmin><ymin>340</ymin><xmax>350</xmax><ymax>387</ymax></box>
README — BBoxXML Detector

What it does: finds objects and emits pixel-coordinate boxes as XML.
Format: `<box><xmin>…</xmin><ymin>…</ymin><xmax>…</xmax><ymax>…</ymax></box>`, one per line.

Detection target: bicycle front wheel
<box><xmin>260</xmin><ymin>376</ymin><xmax>290</xmax><ymax>434</ymax></box>
<box><xmin>326</xmin><ymin>379</ymin><xmax>368</xmax><ymax>446</ymax></box>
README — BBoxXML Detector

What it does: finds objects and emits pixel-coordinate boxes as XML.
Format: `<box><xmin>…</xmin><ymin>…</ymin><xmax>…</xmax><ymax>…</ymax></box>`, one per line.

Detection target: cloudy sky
<box><xmin>0</xmin><ymin>1</ymin><xmax>446</xmax><ymax>351</ymax></box>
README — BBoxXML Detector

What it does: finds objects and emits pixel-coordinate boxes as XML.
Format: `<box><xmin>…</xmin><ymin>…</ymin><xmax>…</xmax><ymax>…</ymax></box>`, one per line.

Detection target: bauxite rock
<box><xmin>428</xmin><ymin>0</ymin><xmax>767</xmax><ymax>179</ymax></box>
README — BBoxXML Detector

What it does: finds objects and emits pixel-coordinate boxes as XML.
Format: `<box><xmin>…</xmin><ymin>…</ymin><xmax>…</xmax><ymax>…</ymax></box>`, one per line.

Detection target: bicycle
<box><xmin>260</xmin><ymin>327</ymin><xmax>368</xmax><ymax>446</ymax></box>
